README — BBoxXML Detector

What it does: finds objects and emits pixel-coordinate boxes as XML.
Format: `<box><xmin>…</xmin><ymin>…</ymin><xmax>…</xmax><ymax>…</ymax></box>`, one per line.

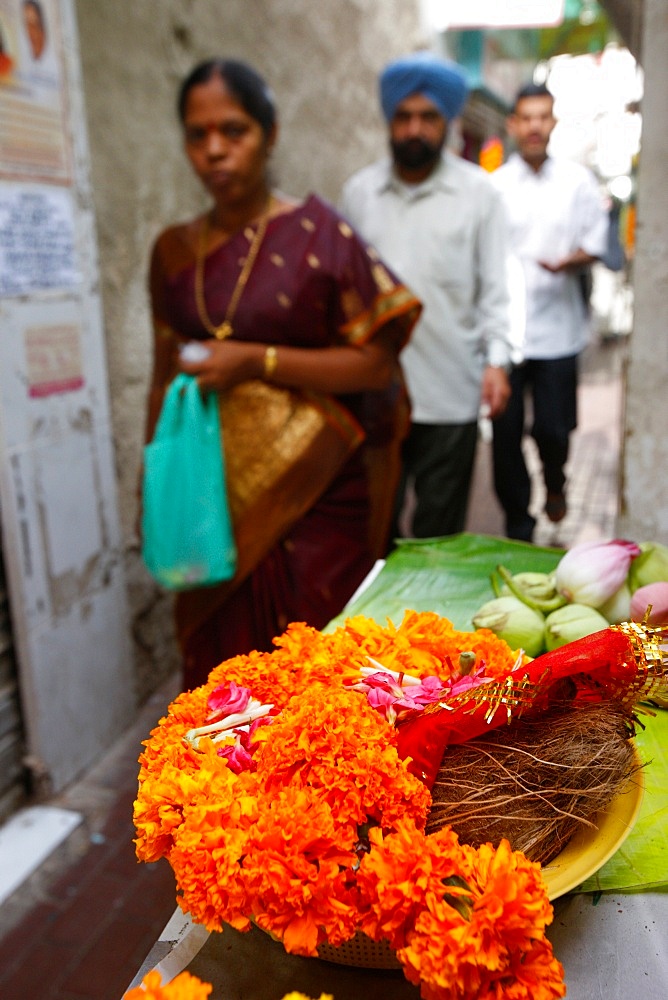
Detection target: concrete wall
<box><xmin>618</xmin><ymin>0</ymin><xmax>668</xmax><ymax>545</ymax></box>
<box><xmin>74</xmin><ymin>0</ymin><xmax>426</xmax><ymax>697</ymax></box>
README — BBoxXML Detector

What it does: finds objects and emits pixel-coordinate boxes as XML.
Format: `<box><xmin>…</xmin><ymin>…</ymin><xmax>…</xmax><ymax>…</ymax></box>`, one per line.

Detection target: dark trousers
<box><xmin>492</xmin><ymin>355</ymin><xmax>578</xmax><ymax>541</ymax></box>
<box><xmin>391</xmin><ymin>420</ymin><xmax>478</xmax><ymax>544</ymax></box>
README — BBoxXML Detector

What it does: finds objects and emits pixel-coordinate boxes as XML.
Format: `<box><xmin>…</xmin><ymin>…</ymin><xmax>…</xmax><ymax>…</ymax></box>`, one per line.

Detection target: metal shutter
<box><xmin>0</xmin><ymin>551</ymin><xmax>27</xmax><ymax>821</ymax></box>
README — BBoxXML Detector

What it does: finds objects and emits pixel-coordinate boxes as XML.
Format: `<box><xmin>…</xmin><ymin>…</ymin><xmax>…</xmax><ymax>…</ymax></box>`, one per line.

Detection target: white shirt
<box><xmin>491</xmin><ymin>154</ymin><xmax>609</xmax><ymax>360</ymax></box>
<box><xmin>340</xmin><ymin>153</ymin><xmax>512</xmax><ymax>423</ymax></box>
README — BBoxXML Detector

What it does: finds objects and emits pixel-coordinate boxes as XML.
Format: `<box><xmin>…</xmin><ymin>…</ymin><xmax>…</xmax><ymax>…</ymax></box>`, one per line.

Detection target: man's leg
<box><xmin>409</xmin><ymin>422</ymin><xmax>478</xmax><ymax>538</ymax></box>
<box><xmin>531</xmin><ymin>355</ymin><xmax>578</xmax><ymax>521</ymax></box>
<box><xmin>492</xmin><ymin>363</ymin><xmax>536</xmax><ymax>541</ymax></box>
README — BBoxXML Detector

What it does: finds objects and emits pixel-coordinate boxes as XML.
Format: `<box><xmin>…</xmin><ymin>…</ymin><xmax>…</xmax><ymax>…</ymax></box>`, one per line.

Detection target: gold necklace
<box><xmin>195</xmin><ymin>203</ymin><xmax>271</xmax><ymax>340</ymax></box>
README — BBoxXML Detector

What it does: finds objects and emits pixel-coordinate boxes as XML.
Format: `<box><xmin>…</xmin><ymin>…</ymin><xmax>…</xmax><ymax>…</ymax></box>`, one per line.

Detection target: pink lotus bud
<box><xmin>555</xmin><ymin>539</ymin><xmax>641</xmax><ymax>608</ymax></box>
<box><xmin>630</xmin><ymin>581</ymin><xmax>668</xmax><ymax>625</ymax></box>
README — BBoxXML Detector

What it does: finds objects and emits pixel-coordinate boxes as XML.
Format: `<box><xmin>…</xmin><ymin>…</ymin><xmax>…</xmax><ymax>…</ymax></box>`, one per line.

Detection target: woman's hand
<box><xmin>179</xmin><ymin>339</ymin><xmax>263</xmax><ymax>392</ymax></box>
<box><xmin>178</xmin><ymin>328</ymin><xmax>402</xmax><ymax>397</ymax></box>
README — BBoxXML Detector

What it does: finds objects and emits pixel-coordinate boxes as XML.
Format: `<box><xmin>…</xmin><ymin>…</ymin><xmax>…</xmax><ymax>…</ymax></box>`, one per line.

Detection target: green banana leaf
<box><xmin>579</xmin><ymin>707</ymin><xmax>668</xmax><ymax>893</ymax></box>
<box><xmin>329</xmin><ymin>532</ymin><xmax>667</xmax><ymax>895</ymax></box>
<box><xmin>329</xmin><ymin>532</ymin><xmax>562</xmax><ymax>632</ymax></box>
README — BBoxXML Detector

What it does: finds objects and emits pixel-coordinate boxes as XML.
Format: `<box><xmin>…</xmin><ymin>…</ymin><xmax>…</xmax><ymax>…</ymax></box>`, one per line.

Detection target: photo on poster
<box><xmin>0</xmin><ymin>0</ymin><xmax>70</xmax><ymax>182</ymax></box>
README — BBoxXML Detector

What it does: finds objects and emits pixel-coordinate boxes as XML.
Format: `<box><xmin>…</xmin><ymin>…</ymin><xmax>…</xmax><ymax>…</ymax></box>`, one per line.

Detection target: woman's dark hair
<box><xmin>177</xmin><ymin>58</ymin><xmax>277</xmax><ymax>136</ymax></box>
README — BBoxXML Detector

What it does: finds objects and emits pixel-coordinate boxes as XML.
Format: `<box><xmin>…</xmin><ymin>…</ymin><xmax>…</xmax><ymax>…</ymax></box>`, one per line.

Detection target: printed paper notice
<box><xmin>0</xmin><ymin>185</ymin><xmax>79</xmax><ymax>294</ymax></box>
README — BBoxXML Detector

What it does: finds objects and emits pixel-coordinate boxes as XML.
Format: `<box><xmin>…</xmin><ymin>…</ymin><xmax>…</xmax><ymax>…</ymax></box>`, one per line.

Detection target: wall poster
<box><xmin>0</xmin><ymin>0</ymin><xmax>70</xmax><ymax>183</ymax></box>
<box><xmin>0</xmin><ymin>183</ymin><xmax>78</xmax><ymax>293</ymax></box>
<box><xmin>24</xmin><ymin>321</ymin><xmax>83</xmax><ymax>397</ymax></box>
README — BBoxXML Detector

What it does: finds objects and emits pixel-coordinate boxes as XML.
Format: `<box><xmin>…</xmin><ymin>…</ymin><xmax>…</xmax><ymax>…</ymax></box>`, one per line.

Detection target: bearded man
<box><xmin>340</xmin><ymin>51</ymin><xmax>512</xmax><ymax>543</ymax></box>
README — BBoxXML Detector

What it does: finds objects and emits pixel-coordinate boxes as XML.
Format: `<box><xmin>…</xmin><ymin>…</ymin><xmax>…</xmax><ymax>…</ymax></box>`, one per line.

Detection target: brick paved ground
<box><xmin>0</xmin><ymin>336</ymin><xmax>626</xmax><ymax>1000</ymax></box>
<box><xmin>0</xmin><ymin>680</ymin><xmax>180</xmax><ymax>1000</ymax></box>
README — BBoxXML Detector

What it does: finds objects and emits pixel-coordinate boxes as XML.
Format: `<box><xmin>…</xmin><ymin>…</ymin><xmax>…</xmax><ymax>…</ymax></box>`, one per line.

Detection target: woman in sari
<box><xmin>145</xmin><ymin>58</ymin><xmax>421</xmax><ymax>689</ymax></box>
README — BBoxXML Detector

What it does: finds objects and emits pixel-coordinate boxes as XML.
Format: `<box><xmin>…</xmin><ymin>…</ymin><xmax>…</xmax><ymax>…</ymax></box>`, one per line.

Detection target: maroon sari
<box><xmin>149</xmin><ymin>195</ymin><xmax>420</xmax><ymax>687</ymax></box>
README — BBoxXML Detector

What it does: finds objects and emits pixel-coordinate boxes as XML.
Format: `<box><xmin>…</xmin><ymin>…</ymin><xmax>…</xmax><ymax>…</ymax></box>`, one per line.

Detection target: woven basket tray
<box><xmin>317</xmin><ymin>932</ymin><xmax>400</xmax><ymax>969</ymax></box>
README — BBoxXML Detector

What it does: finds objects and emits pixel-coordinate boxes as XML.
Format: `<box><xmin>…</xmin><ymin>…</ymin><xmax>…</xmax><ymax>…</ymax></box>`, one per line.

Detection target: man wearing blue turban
<box><xmin>379</xmin><ymin>50</ymin><xmax>469</xmax><ymax>125</ymax></box>
<box><xmin>340</xmin><ymin>52</ymin><xmax>512</xmax><ymax>543</ymax></box>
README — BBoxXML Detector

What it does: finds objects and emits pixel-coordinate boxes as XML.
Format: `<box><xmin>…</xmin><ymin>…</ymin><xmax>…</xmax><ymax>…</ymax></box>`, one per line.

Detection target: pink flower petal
<box><xmin>207</xmin><ymin>681</ymin><xmax>252</xmax><ymax>720</ymax></box>
<box><xmin>217</xmin><ymin>738</ymin><xmax>256</xmax><ymax>773</ymax></box>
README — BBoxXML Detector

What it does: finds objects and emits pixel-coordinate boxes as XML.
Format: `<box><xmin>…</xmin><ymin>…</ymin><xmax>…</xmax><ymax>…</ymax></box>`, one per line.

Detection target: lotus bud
<box><xmin>544</xmin><ymin>604</ymin><xmax>609</xmax><ymax>651</ymax></box>
<box><xmin>471</xmin><ymin>596</ymin><xmax>545</xmax><ymax>658</ymax></box>
<box><xmin>554</xmin><ymin>539</ymin><xmax>641</xmax><ymax>608</ymax></box>
<box><xmin>497</xmin><ymin>566</ymin><xmax>566</xmax><ymax>613</ymax></box>
<box><xmin>630</xmin><ymin>581</ymin><xmax>668</xmax><ymax>625</ymax></box>
<box><xmin>598</xmin><ymin>582</ymin><xmax>632</xmax><ymax>624</ymax></box>
<box><xmin>627</xmin><ymin>541</ymin><xmax>668</xmax><ymax>592</ymax></box>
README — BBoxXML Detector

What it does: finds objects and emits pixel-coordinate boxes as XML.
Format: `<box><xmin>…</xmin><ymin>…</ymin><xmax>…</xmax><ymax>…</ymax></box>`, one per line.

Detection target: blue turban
<box><xmin>379</xmin><ymin>52</ymin><xmax>469</xmax><ymax>123</ymax></box>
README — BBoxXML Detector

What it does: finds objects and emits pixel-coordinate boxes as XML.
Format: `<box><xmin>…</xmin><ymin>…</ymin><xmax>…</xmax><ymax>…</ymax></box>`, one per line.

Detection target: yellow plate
<box><xmin>541</xmin><ymin>753</ymin><xmax>645</xmax><ymax>899</ymax></box>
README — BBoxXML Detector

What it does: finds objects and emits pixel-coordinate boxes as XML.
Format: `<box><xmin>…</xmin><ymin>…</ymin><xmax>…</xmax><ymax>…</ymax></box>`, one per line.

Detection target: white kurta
<box><xmin>491</xmin><ymin>154</ymin><xmax>609</xmax><ymax>360</ymax></box>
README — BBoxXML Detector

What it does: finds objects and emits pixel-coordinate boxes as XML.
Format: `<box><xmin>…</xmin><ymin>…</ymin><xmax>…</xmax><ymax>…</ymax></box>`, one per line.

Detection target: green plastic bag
<box><xmin>141</xmin><ymin>373</ymin><xmax>237</xmax><ymax>590</ymax></box>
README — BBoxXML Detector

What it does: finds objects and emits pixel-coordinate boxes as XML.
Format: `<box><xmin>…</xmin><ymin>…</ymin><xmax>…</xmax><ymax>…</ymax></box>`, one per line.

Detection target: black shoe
<box><xmin>545</xmin><ymin>492</ymin><xmax>567</xmax><ymax>523</ymax></box>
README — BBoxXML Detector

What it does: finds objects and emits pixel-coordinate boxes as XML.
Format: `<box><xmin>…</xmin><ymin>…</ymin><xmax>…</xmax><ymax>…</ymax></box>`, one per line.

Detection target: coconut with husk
<box><xmin>426</xmin><ymin>698</ymin><xmax>640</xmax><ymax>863</ymax></box>
<box><xmin>397</xmin><ymin>621</ymin><xmax>667</xmax><ymax>864</ymax></box>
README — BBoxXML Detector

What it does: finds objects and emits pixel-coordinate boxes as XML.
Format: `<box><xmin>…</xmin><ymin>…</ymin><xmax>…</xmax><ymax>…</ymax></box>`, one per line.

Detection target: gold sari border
<box><xmin>341</xmin><ymin>285</ymin><xmax>422</xmax><ymax>348</ymax></box>
<box><xmin>301</xmin><ymin>388</ymin><xmax>365</xmax><ymax>451</ymax></box>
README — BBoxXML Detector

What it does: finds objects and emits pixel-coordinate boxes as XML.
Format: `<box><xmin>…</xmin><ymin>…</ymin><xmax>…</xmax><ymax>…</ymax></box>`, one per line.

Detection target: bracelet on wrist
<box><xmin>264</xmin><ymin>345</ymin><xmax>278</xmax><ymax>380</ymax></box>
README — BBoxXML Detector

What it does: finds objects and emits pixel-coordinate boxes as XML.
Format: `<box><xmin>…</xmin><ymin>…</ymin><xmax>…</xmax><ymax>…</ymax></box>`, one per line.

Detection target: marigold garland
<box><xmin>134</xmin><ymin>612</ymin><xmax>565</xmax><ymax>1000</ymax></box>
<box><xmin>124</xmin><ymin>970</ymin><xmax>211</xmax><ymax>1000</ymax></box>
<box><xmin>124</xmin><ymin>970</ymin><xmax>331</xmax><ymax>1000</ymax></box>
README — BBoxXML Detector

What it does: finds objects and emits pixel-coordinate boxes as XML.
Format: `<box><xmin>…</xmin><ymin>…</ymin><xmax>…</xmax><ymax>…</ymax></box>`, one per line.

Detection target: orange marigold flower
<box><xmin>133</xmin><ymin>613</ymin><xmax>564</xmax><ymax>1000</ymax></box>
<box><xmin>466</xmin><ymin>839</ymin><xmax>555</xmax><ymax>944</ymax></box>
<box><xmin>123</xmin><ymin>969</ymin><xmax>211</xmax><ymax>1000</ymax></box>
<box><xmin>242</xmin><ymin>788</ymin><xmax>360</xmax><ymax>952</ymax></box>
<box><xmin>475</xmin><ymin>938</ymin><xmax>566</xmax><ymax>1000</ymax></box>
<box><xmin>280</xmin><ymin>995</ymin><xmax>333</xmax><ymax>1000</ymax></box>
<box><xmin>339</xmin><ymin>610</ymin><xmax>526</xmax><ymax>684</ymax></box>
<box><xmin>255</xmin><ymin>686</ymin><xmax>430</xmax><ymax>832</ymax></box>
<box><xmin>395</xmin><ymin>836</ymin><xmax>564</xmax><ymax>1000</ymax></box>
<box><xmin>356</xmin><ymin>821</ymin><xmax>476</xmax><ymax>951</ymax></box>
